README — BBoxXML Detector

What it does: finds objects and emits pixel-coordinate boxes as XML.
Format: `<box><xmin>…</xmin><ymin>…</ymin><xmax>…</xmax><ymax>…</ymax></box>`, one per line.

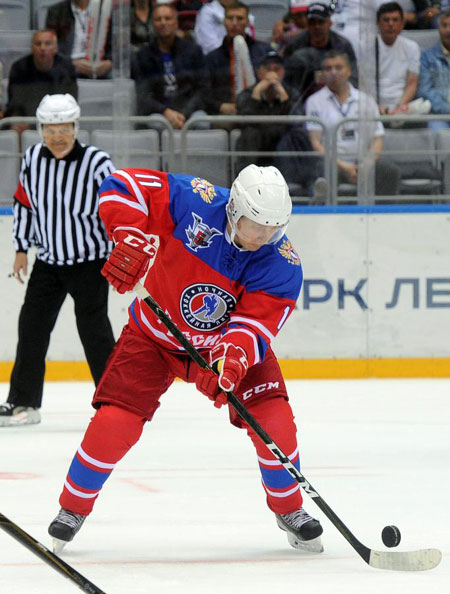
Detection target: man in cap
<box><xmin>236</xmin><ymin>50</ymin><xmax>300</xmax><ymax>171</ymax></box>
<box><xmin>284</xmin><ymin>2</ymin><xmax>358</xmax><ymax>102</ymax></box>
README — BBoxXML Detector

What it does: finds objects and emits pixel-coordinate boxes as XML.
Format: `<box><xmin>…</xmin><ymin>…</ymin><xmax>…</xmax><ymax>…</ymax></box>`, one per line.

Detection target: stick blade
<box><xmin>369</xmin><ymin>548</ymin><xmax>442</xmax><ymax>571</ymax></box>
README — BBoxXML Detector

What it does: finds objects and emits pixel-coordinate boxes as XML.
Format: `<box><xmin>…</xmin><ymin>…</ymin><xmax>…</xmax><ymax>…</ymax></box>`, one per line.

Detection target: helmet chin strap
<box><xmin>227</xmin><ymin>221</ymin><xmax>247</xmax><ymax>251</ymax></box>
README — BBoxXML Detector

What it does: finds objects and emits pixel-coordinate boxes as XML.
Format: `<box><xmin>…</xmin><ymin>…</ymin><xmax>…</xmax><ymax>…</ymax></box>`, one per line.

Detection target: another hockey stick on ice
<box><xmin>0</xmin><ymin>512</ymin><xmax>105</xmax><ymax>594</ymax></box>
<box><xmin>135</xmin><ymin>283</ymin><xmax>442</xmax><ymax>572</ymax></box>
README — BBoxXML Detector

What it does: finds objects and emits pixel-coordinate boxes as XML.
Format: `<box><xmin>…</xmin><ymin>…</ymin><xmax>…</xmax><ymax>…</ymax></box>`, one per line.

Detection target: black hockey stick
<box><xmin>0</xmin><ymin>513</ymin><xmax>106</xmax><ymax>593</ymax></box>
<box><xmin>135</xmin><ymin>284</ymin><xmax>441</xmax><ymax>572</ymax></box>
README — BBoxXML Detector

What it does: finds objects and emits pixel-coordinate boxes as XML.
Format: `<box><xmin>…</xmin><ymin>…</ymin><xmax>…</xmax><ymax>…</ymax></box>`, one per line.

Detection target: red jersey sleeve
<box><xmin>98</xmin><ymin>169</ymin><xmax>175</xmax><ymax>239</ymax></box>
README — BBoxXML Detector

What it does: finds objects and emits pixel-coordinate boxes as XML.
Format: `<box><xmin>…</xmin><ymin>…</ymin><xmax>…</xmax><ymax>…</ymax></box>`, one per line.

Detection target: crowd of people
<box><xmin>1</xmin><ymin>0</ymin><xmax>450</xmax><ymax>196</ymax></box>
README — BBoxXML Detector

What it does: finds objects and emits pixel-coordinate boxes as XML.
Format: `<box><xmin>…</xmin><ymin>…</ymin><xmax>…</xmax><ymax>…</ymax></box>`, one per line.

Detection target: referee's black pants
<box><xmin>8</xmin><ymin>258</ymin><xmax>116</xmax><ymax>408</ymax></box>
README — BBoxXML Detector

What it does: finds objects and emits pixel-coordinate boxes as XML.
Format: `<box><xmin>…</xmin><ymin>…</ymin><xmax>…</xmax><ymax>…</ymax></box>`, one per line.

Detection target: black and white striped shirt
<box><xmin>13</xmin><ymin>140</ymin><xmax>115</xmax><ymax>266</ymax></box>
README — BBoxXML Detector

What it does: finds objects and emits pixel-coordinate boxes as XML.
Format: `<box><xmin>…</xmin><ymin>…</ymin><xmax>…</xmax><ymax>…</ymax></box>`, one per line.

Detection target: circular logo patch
<box><xmin>180</xmin><ymin>284</ymin><xmax>236</xmax><ymax>330</ymax></box>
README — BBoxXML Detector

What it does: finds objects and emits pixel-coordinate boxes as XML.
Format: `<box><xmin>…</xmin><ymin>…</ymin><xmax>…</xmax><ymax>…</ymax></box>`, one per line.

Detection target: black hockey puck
<box><xmin>381</xmin><ymin>525</ymin><xmax>401</xmax><ymax>548</ymax></box>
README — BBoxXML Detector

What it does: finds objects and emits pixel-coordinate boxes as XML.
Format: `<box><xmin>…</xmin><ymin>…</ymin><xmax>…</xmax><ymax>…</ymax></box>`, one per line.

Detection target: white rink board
<box><xmin>0</xmin><ymin>211</ymin><xmax>449</xmax><ymax>361</ymax></box>
<box><xmin>280</xmin><ymin>211</ymin><xmax>450</xmax><ymax>359</ymax></box>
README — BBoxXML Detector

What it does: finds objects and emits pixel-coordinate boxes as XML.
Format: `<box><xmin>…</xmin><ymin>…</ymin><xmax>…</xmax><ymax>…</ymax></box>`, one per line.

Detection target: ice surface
<box><xmin>1</xmin><ymin>378</ymin><xmax>449</xmax><ymax>593</ymax></box>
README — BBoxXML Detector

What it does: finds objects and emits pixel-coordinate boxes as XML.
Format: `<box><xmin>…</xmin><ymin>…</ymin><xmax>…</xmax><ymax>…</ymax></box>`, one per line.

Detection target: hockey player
<box><xmin>48</xmin><ymin>165</ymin><xmax>324</xmax><ymax>553</ymax></box>
<box><xmin>0</xmin><ymin>94</ymin><xmax>115</xmax><ymax>427</ymax></box>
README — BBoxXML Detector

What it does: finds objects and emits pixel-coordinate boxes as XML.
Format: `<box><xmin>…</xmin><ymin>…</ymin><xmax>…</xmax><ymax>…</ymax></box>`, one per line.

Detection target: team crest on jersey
<box><xmin>181</xmin><ymin>284</ymin><xmax>236</xmax><ymax>330</ymax></box>
<box><xmin>185</xmin><ymin>213</ymin><xmax>222</xmax><ymax>251</ymax></box>
<box><xmin>191</xmin><ymin>177</ymin><xmax>217</xmax><ymax>204</ymax></box>
<box><xmin>278</xmin><ymin>239</ymin><xmax>301</xmax><ymax>266</ymax></box>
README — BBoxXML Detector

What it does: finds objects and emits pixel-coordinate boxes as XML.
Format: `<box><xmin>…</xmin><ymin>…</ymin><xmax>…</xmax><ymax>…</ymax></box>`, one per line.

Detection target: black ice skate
<box><xmin>48</xmin><ymin>508</ymin><xmax>87</xmax><ymax>554</ymax></box>
<box><xmin>0</xmin><ymin>403</ymin><xmax>41</xmax><ymax>427</ymax></box>
<box><xmin>276</xmin><ymin>507</ymin><xmax>324</xmax><ymax>553</ymax></box>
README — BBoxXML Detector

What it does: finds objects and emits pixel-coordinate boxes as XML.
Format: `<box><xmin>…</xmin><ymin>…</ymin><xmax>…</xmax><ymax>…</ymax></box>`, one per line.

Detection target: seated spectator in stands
<box><xmin>235</xmin><ymin>51</ymin><xmax>299</xmax><ymax>171</ymax></box>
<box><xmin>374</xmin><ymin>2</ymin><xmax>420</xmax><ymax>116</ymax></box>
<box><xmin>404</xmin><ymin>1</ymin><xmax>443</xmax><ymax>29</ymax></box>
<box><xmin>4</xmin><ymin>29</ymin><xmax>78</xmax><ymax>134</ymax></box>
<box><xmin>418</xmin><ymin>9</ymin><xmax>450</xmax><ymax>130</ymax></box>
<box><xmin>205</xmin><ymin>1</ymin><xmax>271</xmax><ymax>117</ymax></box>
<box><xmin>305</xmin><ymin>50</ymin><xmax>401</xmax><ymax>195</ymax></box>
<box><xmin>284</xmin><ymin>3</ymin><xmax>358</xmax><ymax>104</ymax></box>
<box><xmin>175</xmin><ymin>0</ymin><xmax>204</xmax><ymax>38</ymax></box>
<box><xmin>132</xmin><ymin>3</ymin><xmax>209</xmax><ymax>129</ymax></box>
<box><xmin>331</xmin><ymin>0</ymin><xmax>390</xmax><ymax>57</ymax></box>
<box><xmin>46</xmin><ymin>0</ymin><xmax>112</xmax><ymax>79</ymax></box>
<box><xmin>195</xmin><ymin>0</ymin><xmax>235</xmax><ymax>55</ymax></box>
<box><xmin>131</xmin><ymin>0</ymin><xmax>153</xmax><ymax>50</ymax></box>
<box><xmin>429</xmin><ymin>2</ymin><xmax>450</xmax><ymax>28</ymax></box>
<box><xmin>403</xmin><ymin>1</ymin><xmax>441</xmax><ymax>29</ymax></box>
<box><xmin>271</xmin><ymin>1</ymin><xmax>309</xmax><ymax>55</ymax></box>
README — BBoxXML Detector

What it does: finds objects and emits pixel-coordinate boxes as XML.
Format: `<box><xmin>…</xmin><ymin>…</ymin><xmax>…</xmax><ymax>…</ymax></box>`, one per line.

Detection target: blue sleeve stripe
<box><xmin>68</xmin><ymin>456</ymin><xmax>112</xmax><ymax>491</ymax></box>
<box><xmin>259</xmin><ymin>459</ymin><xmax>300</xmax><ymax>490</ymax></box>
<box><xmin>100</xmin><ymin>175</ymin><xmax>132</xmax><ymax>197</ymax></box>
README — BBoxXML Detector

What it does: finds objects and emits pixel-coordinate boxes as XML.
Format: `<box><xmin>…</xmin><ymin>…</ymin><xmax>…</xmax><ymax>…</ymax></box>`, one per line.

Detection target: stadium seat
<box><xmin>32</xmin><ymin>0</ymin><xmax>58</xmax><ymax>29</ymax></box>
<box><xmin>0</xmin><ymin>130</ymin><xmax>20</xmax><ymax>204</ymax></box>
<box><xmin>401</xmin><ymin>29</ymin><xmax>438</xmax><ymax>51</ymax></box>
<box><xmin>0</xmin><ymin>29</ymin><xmax>34</xmax><ymax>80</ymax></box>
<box><xmin>0</xmin><ymin>1</ymin><xmax>30</xmax><ymax>30</ymax></box>
<box><xmin>383</xmin><ymin>128</ymin><xmax>442</xmax><ymax>195</ymax></box>
<box><xmin>435</xmin><ymin>128</ymin><xmax>450</xmax><ymax>195</ymax></box>
<box><xmin>77</xmin><ymin>79</ymin><xmax>136</xmax><ymax>132</ymax></box>
<box><xmin>161</xmin><ymin>129</ymin><xmax>230</xmax><ymax>188</ymax></box>
<box><xmin>245</xmin><ymin>0</ymin><xmax>289</xmax><ymax>41</ymax></box>
<box><xmin>229</xmin><ymin>127</ymin><xmax>313</xmax><ymax>202</ymax></box>
<box><xmin>91</xmin><ymin>129</ymin><xmax>160</xmax><ymax>170</ymax></box>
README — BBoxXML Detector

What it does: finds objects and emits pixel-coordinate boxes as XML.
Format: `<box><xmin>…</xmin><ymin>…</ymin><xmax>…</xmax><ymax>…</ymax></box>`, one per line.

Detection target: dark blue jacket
<box><xmin>132</xmin><ymin>36</ymin><xmax>209</xmax><ymax>117</ymax></box>
<box><xmin>205</xmin><ymin>35</ymin><xmax>271</xmax><ymax>114</ymax></box>
<box><xmin>419</xmin><ymin>42</ymin><xmax>450</xmax><ymax>114</ymax></box>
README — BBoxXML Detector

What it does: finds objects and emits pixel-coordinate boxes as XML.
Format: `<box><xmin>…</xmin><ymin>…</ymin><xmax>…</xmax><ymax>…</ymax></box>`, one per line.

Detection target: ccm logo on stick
<box><xmin>242</xmin><ymin>382</ymin><xmax>280</xmax><ymax>400</ymax></box>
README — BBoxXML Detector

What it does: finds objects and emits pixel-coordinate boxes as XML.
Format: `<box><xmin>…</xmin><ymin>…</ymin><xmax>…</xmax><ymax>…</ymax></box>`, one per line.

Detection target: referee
<box><xmin>0</xmin><ymin>94</ymin><xmax>116</xmax><ymax>427</ymax></box>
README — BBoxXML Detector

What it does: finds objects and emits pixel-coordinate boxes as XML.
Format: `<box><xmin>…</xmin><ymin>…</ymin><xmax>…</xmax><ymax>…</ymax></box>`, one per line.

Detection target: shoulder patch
<box><xmin>278</xmin><ymin>239</ymin><xmax>301</xmax><ymax>266</ymax></box>
<box><xmin>191</xmin><ymin>177</ymin><xmax>217</xmax><ymax>204</ymax></box>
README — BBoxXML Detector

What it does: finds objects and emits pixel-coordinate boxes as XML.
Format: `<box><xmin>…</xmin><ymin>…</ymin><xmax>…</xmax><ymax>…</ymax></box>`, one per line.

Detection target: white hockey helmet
<box><xmin>227</xmin><ymin>165</ymin><xmax>292</xmax><ymax>245</ymax></box>
<box><xmin>36</xmin><ymin>94</ymin><xmax>80</xmax><ymax>139</ymax></box>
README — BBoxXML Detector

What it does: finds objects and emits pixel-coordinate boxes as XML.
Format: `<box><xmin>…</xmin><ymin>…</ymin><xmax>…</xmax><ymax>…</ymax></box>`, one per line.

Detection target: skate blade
<box><xmin>287</xmin><ymin>532</ymin><xmax>324</xmax><ymax>553</ymax></box>
<box><xmin>52</xmin><ymin>538</ymin><xmax>67</xmax><ymax>555</ymax></box>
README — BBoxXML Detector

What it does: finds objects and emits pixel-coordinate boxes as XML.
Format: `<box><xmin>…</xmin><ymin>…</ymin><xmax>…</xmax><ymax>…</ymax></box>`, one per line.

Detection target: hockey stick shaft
<box><xmin>134</xmin><ymin>285</ymin><xmax>372</xmax><ymax>560</ymax></box>
<box><xmin>0</xmin><ymin>513</ymin><xmax>106</xmax><ymax>594</ymax></box>
<box><xmin>132</xmin><ymin>284</ymin><xmax>441</xmax><ymax>570</ymax></box>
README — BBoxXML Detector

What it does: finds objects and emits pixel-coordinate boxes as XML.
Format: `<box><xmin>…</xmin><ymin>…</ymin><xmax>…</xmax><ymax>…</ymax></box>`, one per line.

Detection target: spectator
<box><xmin>175</xmin><ymin>0</ymin><xmax>204</xmax><ymax>38</ymax></box>
<box><xmin>418</xmin><ymin>8</ymin><xmax>450</xmax><ymax>130</ymax></box>
<box><xmin>194</xmin><ymin>0</ymin><xmax>235</xmax><ymax>55</ymax></box>
<box><xmin>4</xmin><ymin>29</ymin><xmax>77</xmax><ymax>134</ymax></box>
<box><xmin>132</xmin><ymin>3</ymin><xmax>209</xmax><ymax>129</ymax></box>
<box><xmin>130</xmin><ymin>0</ymin><xmax>153</xmax><ymax>50</ymax></box>
<box><xmin>405</xmin><ymin>1</ymin><xmax>441</xmax><ymax>29</ymax></box>
<box><xmin>235</xmin><ymin>51</ymin><xmax>299</xmax><ymax>171</ymax></box>
<box><xmin>305</xmin><ymin>50</ymin><xmax>401</xmax><ymax>195</ymax></box>
<box><xmin>374</xmin><ymin>2</ymin><xmax>420</xmax><ymax>116</ymax></box>
<box><xmin>0</xmin><ymin>94</ymin><xmax>116</xmax><ymax>428</ymax></box>
<box><xmin>271</xmin><ymin>2</ymin><xmax>309</xmax><ymax>55</ymax></box>
<box><xmin>284</xmin><ymin>3</ymin><xmax>358</xmax><ymax>103</ymax></box>
<box><xmin>46</xmin><ymin>0</ymin><xmax>112</xmax><ymax>79</ymax></box>
<box><xmin>205</xmin><ymin>1</ymin><xmax>271</xmax><ymax>117</ymax></box>
<box><xmin>332</xmin><ymin>0</ymin><xmax>396</xmax><ymax>57</ymax></box>
<box><xmin>429</xmin><ymin>2</ymin><xmax>450</xmax><ymax>28</ymax></box>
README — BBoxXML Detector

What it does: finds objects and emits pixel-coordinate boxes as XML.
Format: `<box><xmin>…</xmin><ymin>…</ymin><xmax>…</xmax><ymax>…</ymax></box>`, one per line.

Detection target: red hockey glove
<box><xmin>196</xmin><ymin>342</ymin><xmax>248</xmax><ymax>408</ymax></box>
<box><xmin>102</xmin><ymin>231</ymin><xmax>156</xmax><ymax>294</ymax></box>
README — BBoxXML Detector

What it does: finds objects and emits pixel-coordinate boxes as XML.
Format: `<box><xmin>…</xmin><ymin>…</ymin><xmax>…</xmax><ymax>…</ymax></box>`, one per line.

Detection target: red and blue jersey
<box><xmin>98</xmin><ymin>169</ymin><xmax>302</xmax><ymax>367</ymax></box>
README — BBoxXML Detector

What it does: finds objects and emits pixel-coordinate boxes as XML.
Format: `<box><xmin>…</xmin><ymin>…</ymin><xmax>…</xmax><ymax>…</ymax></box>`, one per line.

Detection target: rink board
<box><xmin>0</xmin><ymin>207</ymin><xmax>449</xmax><ymax>379</ymax></box>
